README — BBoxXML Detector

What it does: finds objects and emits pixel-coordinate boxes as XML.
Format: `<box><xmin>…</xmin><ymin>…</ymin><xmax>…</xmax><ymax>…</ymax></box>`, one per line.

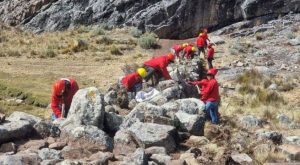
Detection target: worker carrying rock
<box><xmin>189</xmin><ymin>68</ymin><xmax>220</xmax><ymax>124</ymax></box>
<box><xmin>182</xmin><ymin>44</ymin><xmax>197</xmax><ymax>59</ymax></box>
<box><xmin>143</xmin><ymin>53</ymin><xmax>175</xmax><ymax>86</ymax></box>
<box><xmin>170</xmin><ymin>43</ymin><xmax>188</xmax><ymax>59</ymax></box>
<box><xmin>121</xmin><ymin>67</ymin><xmax>147</xmax><ymax>93</ymax></box>
<box><xmin>51</xmin><ymin>78</ymin><xmax>79</xmax><ymax>120</ymax></box>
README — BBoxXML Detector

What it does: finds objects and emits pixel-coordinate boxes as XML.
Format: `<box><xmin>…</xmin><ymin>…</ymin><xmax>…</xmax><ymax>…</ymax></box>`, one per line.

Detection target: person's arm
<box><xmin>51</xmin><ymin>95</ymin><xmax>61</xmax><ymax>118</ymax></box>
<box><xmin>161</xmin><ymin>66</ymin><xmax>172</xmax><ymax>80</ymax></box>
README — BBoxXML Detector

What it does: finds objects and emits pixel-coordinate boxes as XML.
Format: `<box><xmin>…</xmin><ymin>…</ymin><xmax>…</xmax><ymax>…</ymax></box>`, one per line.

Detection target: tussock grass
<box><xmin>138</xmin><ymin>33</ymin><xmax>158</xmax><ymax>49</ymax></box>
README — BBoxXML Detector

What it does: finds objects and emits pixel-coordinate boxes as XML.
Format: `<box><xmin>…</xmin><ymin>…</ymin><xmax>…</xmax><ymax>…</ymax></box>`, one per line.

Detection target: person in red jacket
<box><xmin>207</xmin><ymin>43</ymin><xmax>215</xmax><ymax>69</ymax></box>
<box><xmin>51</xmin><ymin>78</ymin><xmax>79</xmax><ymax>120</ymax></box>
<box><xmin>202</xmin><ymin>28</ymin><xmax>210</xmax><ymax>45</ymax></box>
<box><xmin>170</xmin><ymin>43</ymin><xmax>188</xmax><ymax>58</ymax></box>
<box><xmin>183</xmin><ymin>45</ymin><xmax>197</xmax><ymax>59</ymax></box>
<box><xmin>202</xmin><ymin>68</ymin><xmax>220</xmax><ymax>124</ymax></box>
<box><xmin>196</xmin><ymin>33</ymin><xmax>206</xmax><ymax>58</ymax></box>
<box><xmin>121</xmin><ymin>68</ymin><xmax>147</xmax><ymax>93</ymax></box>
<box><xmin>143</xmin><ymin>53</ymin><xmax>175</xmax><ymax>85</ymax></box>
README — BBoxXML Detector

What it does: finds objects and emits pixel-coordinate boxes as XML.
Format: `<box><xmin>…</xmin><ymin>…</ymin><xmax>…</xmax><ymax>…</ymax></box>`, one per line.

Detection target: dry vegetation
<box><xmin>0</xmin><ymin>24</ymin><xmax>159</xmax><ymax>118</ymax></box>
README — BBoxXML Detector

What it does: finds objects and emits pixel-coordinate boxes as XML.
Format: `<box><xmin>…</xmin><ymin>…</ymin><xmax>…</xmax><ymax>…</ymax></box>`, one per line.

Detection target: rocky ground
<box><xmin>0</xmin><ymin>13</ymin><xmax>300</xmax><ymax>165</ymax></box>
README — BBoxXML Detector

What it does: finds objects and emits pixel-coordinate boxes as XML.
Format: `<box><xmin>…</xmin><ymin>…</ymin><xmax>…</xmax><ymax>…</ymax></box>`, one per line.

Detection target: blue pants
<box><xmin>205</xmin><ymin>101</ymin><xmax>219</xmax><ymax>124</ymax></box>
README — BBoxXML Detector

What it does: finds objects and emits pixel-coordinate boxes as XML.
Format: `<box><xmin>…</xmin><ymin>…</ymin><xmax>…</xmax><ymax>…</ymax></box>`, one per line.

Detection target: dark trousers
<box><xmin>198</xmin><ymin>46</ymin><xmax>205</xmax><ymax>58</ymax></box>
<box><xmin>207</xmin><ymin>58</ymin><xmax>213</xmax><ymax>69</ymax></box>
<box><xmin>144</xmin><ymin>65</ymin><xmax>161</xmax><ymax>86</ymax></box>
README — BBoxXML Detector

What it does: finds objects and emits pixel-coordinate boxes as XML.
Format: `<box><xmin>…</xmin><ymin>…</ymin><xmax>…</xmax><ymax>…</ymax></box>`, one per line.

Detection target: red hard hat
<box><xmin>167</xmin><ymin>53</ymin><xmax>175</xmax><ymax>61</ymax></box>
<box><xmin>53</xmin><ymin>80</ymin><xmax>65</xmax><ymax>96</ymax></box>
<box><xmin>207</xmin><ymin>68</ymin><xmax>218</xmax><ymax>76</ymax></box>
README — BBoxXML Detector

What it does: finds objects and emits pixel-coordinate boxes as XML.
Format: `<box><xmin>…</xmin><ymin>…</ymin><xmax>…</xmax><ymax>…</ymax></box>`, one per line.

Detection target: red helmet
<box><xmin>167</xmin><ymin>53</ymin><xmax>175</xmax><ymax>61</ymax></box>
<box><xmin>207</xmin><ymin>68</ymin><xmax>218</xmax><ymax>76</ymax></box>
<box><xmin>53</xmin><ymin>80</ymin><xmax>65</xmax><ymax>96</ymax></box>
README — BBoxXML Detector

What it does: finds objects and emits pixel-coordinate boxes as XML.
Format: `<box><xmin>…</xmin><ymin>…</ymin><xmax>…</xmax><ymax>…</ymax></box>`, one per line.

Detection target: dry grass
<box><xmin>0</xmin><ymin>25</ymin><xmax>156</xmax><ymax>118</ymax></box>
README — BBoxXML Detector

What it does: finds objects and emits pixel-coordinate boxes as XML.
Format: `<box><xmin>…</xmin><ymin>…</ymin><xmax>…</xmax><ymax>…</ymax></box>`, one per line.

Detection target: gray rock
<box><xmin>114</xmin><ymin>129</ymin><xmax>137</xmax><ymax>156</ymax></box>
<box><xmin>128</xmin><ymin>122</ymin><xmax>178</xmax><ymax>153</ymax></box>
<box><xmin>89</xmin><ymin>151</ymin><xmax>114</xmax><ymax>165</ymax></box>
<box><xmin>229</xmin><ymin>153</ymin><xmax>253</xmax><ymax>164</ymax></box>
<box><xmin>174</xmin><ymin>111</ymin><xmax>205</xmax><ymax>136</ymax></box>
<box><xmin>0</xmin><ymin>120</ymin><xmax>33</xmax><ymax>143</ymax></box>
<box><xmin>121</xmin><ymin>148</ymin><xmax>148</xmax><ymax>165</ymax></box>
<box><xmin>67</xmin><ymin>87</ymin><xmax>105</xmax><ymax>129</ymax></box>
<box><xmin>240</xmin><ymin>115</ymin><xmax>261</xmax><ymax>127</ymax></box>
<box><xmin>121</xmin><ymin>102</ymin><xmax>167</xmax><ymax>129</ymax></box>
<box><xmin>157</xmin><ymin>80</ymin><xmax>177</xmax><ymax>91</ymax></box>
<box><xmin>0</xmin><ymin>142</ymin><xmax>16</xmax><ymax>154</ymax></box>
<box><xmin>104</xmin><ymin>112</ymin><xmax>124</xmax><ymax>133</ymax></box>
<box><xmin>279</xmin><ymin>144</ymin><xmax>300</xmax><ymax>161</ymax></box>
<box><xmin>162</xmin><ymin>86</ymin><xmax>181</xmax><ymax>100</ymax></box>
<box><xmin>162</xmin><ymin>98</ymin><xmax>205</xmax><ymax>117</ymax></box>
<box><xmin>150</xmin><ymin>154</ymin><xmax>171</xmax><ymax>165</ymax></box>
<box><xmin>289</xmin><ymin>36</ymin><xmax>300</xmax><ymax>46</ymax></box>
<box><xmin>0</xmin><ymin>153</ymin><xmax>40</xmax><ymax>165</ymax></box>
<box><xmin>289</xmin><ymin>122</ymin><xmax>300</xmax><ymax>129</ymax></box>
<box><xmin>149</xmin><ymin>94</ymin><xmax>168</xmax><ymax>106</ymax></box>
<box><xmin>38</xmin><ymin>148</ymin><xmax>62</xmax><ymax>160</ymax></box>
<box><xmin>49</xmin><ymin>142</ymin><xmax>67</xmax><ymax>150</ymax></box>
<box><xmin>128</xmin><ymin>99</ymin><xmax>138</xmax><ymax>110</ymax></box>
<box><xmin>104</xmin><ymin>105</ymin><xmax>115</xmax><ymax>113</ymax></box>
<box><xmin>33</xmin><ymin>121</ymin><xmax>61</xmax><ymax>138</ymax></box>
<box><xmin>104</xmin><ymin>90</ymin><xmax>118</xmax><ymax>105</ymax></box>
<box><xmin>61</xmin><ymin>124</ymin><xmax>113</xmax><ymax>152</ymax></box>
<box><xmin>41</xmin><ymin>159</ymin><xmax>61</xmax><ymax>165</ymax></box>
<box><xmin>255</xmin><ymin>130</ymin><xmax>282</xmax><ymax>144</ymax></box>
<box><xmin>145</xmin><ymin>147</ymin><xmax>167</xmax><ymax>156</ymax></box>
<box><xmin>7</xmin><ymin>111</ymin><xmax>41</xmax><ymax>125</ymax></box>
<box><xmin>284</xmin><ymin>136</ymin><xmax>300</xmax><ymax>145</ymax></box>
<box><xmin>276</xmin><ymin>114</ymin><xmax>291</xmax><ymax>125</ymax></box>
<box><xmin>210</xmin><ymin>36</ymin><xmax>225</xmax><ymax>45</ymax></box>
<box><xmin>2</xmin><ymin>0</ymin><xmax>298</xmax><ymax>39</ymax></box>
<box><xmin>268</xmin><ymin>83</ymin><xmax>278</xmax><ymax>90</ymax></box>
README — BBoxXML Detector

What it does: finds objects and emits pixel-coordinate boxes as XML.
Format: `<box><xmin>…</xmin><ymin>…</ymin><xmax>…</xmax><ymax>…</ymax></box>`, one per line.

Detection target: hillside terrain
<box><xmin>0</xmin><ymin>8</ymin><xmax>299</xmax><ymax>165</ymax></box>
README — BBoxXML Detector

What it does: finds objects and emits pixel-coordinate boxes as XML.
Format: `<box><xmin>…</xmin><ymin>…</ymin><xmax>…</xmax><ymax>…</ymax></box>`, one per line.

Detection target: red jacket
<box><xmin>207</xmin><ymin>47</ymin><xmax>214</xmax><ymax>59</ymax></box>
<box><xmin>51</xmin><ymin>78</ymin><xmax>79</xmax><ymax>118</ymax></box>
<box><xmin>144</xmin><ymin>55</ymin><xmax>171</xmax><ymax>80</ymax></box>
<box><xmin>184</xmin><ymin>45</ymin><xmax>194</xmax><ymax>59</ymax></box>
<box><xmin>121</xmin><ymin>72</ymin><xmax>142</xmax><ymax>91</ymax></box>
<box><xmin>196</xmin><ymin>37</ymin><xmax>206</xmax><ymax>47</ymax></box>
<box><xmin>173</xmin><ymin>45</ymin><xmax>184</xmax><ymax>54</ymax></box>
<box><xmin>201</xmin><ymin>78</ymin><xmax>219</xmax><ymax>102</ymax></box>
<box><xmin>190</xmin><ymin>79</ymin><xmax>209</xmax><ymax>98</ymax></box>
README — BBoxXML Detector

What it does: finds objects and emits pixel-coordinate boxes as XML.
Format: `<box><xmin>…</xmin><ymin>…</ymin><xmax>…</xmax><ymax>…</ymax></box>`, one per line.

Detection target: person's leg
<box><xmin>144</xmin><ymin>66</ymin><xmax>155</xmax><ymax>82</ymax></box>
<box><xmin>211</xmin><ymin>102</ymin><xmax>219</xmax><ymax>124</ymax></box>
<box><xmin>207</xmin><ymin>58</ymin><xmax>213</xmax><ymax>69</ymax></box>
<box><xmin>205</xmin><ymin>102</ymin><xmax>213</xmax><ymax>121</ymax></box>
<box><xmin>197</xmin><ymin>47</ymin><xmax>201</xmax><ymax>57</ymax></box>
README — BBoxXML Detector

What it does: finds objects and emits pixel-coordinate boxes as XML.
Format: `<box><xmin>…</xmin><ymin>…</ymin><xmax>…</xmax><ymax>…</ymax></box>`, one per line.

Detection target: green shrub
<box><xmin>110</xmin><ymin>45</ymin><xmax>123</xmax><ymax>55</ymax></box>
<box><xmin>255</xmin><ymin>88</ymin><xmax>284</xmax><ymax>105</ymax></box>
<box><xmin>45</xmin><ymin>49</ymin><xmax>57</xmax><ymax>58</ymax></box>
<box><xmin>100</xmin><ymin>23</ymin><xmax>113</xmax><ymax>31</ymax></box>
<box><xmin>255</xmin><ymin>33</ymin><xmax>264</xmax><ymax>40</ymax></box>
<box><xmin>130</xmin><ymin>27</ymin><xmax>143</xmax><ymax>38</ymax></box>
<box><xmin>238</xmin><ymin>84</ymin><xmax>255</xmax><ymax>95</ymax></box>
<box><xmin>287</xmin><ymin>32</ymin><xmax>296</xmax><ymax>39</ymax></box>
<box><xmin>91</xmin><ymin>27</ymin><xmax>105</xmax><ymax>36</ymax></box>
<box><xmin>71</xmin><ymin>39</ymin><xmax>88</xmax><ymax>52</ymax></box>
<box><xmin>96</xmin><ymin>36</ymin><xmax>113</xmax><ymax>45</ymax></box>
<box><xmin>236</xmin><ymin>69</ymin><xmax>263</xmax><ymax>85</ymax></box>
<box><xmin>138</xmin><ymin>33</ymin><xmax>158</xmax><ymax>49</ymax></box>
<box><xmin>6</xmin><ymin>50</ymin><xmax>21</xmax><ymax>57</ymax></box>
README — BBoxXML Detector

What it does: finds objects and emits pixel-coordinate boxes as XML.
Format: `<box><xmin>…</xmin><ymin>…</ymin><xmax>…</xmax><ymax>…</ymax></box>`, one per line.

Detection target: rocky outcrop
<box><xmin>0</xmin><ymin>0</ymin><xmax>299</xmax><ymax>39</ymax></box>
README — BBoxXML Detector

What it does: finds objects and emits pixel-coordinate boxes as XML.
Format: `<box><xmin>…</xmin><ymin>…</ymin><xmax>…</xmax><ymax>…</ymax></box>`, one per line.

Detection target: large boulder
<box><xmin>0</xmin><ymin>153</ymin><xmax>40</xmax><ymax>165</ymax></box>
<box><xmin>162</xmin><ymin>98</ymin><xmax>205</xmax><ymax>117</ymax></box>
<box><xmin>0</xmin><ymin>111</ymin><xmax>41</xmax><ymax>143</ymax></box>
<box><xmin>174</xmin><ymin>111</ymin><xmax>205</xmax><ymax>136</ymax></box>
<box><xmin>120</xmin><ymin>148</ymin><xmax>148</xmax><ymax>165</ymax></box>
<box><xmin>113</xmin><ymin>129</ymin><xmax>137</xmax><ymax>156</ymax></box>
<box><xmin>104</xmin><ymin>112</ymin><xmax>124</xmax><ymax>133</ymax></box>
<box><xmin>61</xmin><ymin>124</ymin><xmax>114</xmax><ymax>152</ymax></box>
<box><xmin>33</xmin><ymin>121</ymin><xmax>61</xmax><ymax>138</ymax></box>
<box><xmin>1</xmin><ymin>0</ymin><xmax>299</xmax><ymax>39</ymax></box>
<box><xmin>38</xmin><ymin>148</ymin><xmax>62</xmax><ymax>160</ymax></box>
<box><xmin>67</xmin><ymin>87</ymin><xmax>105</xmax><ymax>129</ymax></box>
<box><xmin>128</xmin><ymin>122</ymin><xmax>179</xmax><ymax>153</ymax></box>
